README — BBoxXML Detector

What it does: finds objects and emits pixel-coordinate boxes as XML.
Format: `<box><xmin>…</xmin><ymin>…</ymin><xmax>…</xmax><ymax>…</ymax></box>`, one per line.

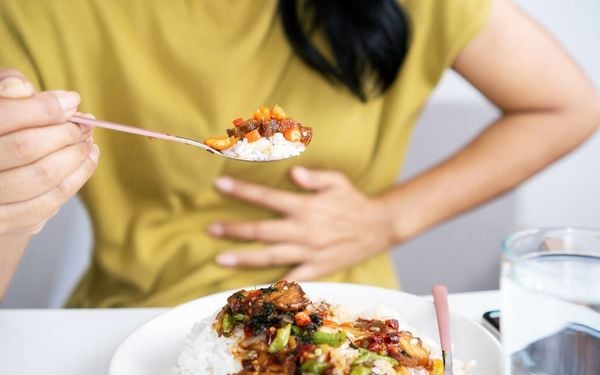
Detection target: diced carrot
<box><xmin>294</xmin><ymin>311</ymin><xmax>311</xmax><ymax>327</ymax></box>
<box><xmin>253</xmin><ymin>108</ymin><xmax>262</xmax><ymax>121</ymax></box>
<box><xmin>204</xmin><ymin>136</ymin><xmax>238</xmax><ymax>150</ymax></box>
<box><xmin>248</xmin><ymin>290</ymin><xmax>262</xmax><ymax>298</ymax></box>
<box><xmin>271</xmin><ymin>104</ymin><xmax>287</xmax><ymax>120</ymax></box>
<box><xmin>261</xmin><ymin>107</ymin><xmax>270</xmax><ymax>121</ymax></box>
<box><xmin>232</xmin><ymin>117</ymin><xmax>244</xmax><ymax>127</ymax></box>
<box><xmin>244</xmin><ymin>129</ymin><xmax>261</xmax><ymax>142</ymax></box>
<box><xmin>253</xmin><ymin>107</ymin><xmax>271</xmax><ymax>122</ymax></box>
<box><xmin>283</xmin><ymin>128</ymin><xmax>301</xmax><ymax>142</ymax></box>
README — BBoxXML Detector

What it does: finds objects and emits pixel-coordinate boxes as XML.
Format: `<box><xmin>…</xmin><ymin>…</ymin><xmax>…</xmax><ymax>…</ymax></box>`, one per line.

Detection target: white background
<box><xmin>2</xmin><ymin>0</ymin><xmax>599</xmax><ymax>307</ymax></box>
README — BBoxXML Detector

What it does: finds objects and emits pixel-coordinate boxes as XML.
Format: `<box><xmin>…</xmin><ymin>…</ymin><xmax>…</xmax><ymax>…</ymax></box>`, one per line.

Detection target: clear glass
<box><xmin>501</xmin><ymin>227</ymin><xmax>600</xmax><ymax>374</ymax></box>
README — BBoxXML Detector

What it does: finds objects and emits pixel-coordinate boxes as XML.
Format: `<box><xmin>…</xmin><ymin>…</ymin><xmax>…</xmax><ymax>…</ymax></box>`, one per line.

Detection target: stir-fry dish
<box><xmin>204</xmin><ymin>106</ymin><xmax>313</xmax><ymax>161</ymax></box>
<box><xmin>210</xmin><ymin>281</ymin><xmax>444</xmax><ymax>375</ymax></box>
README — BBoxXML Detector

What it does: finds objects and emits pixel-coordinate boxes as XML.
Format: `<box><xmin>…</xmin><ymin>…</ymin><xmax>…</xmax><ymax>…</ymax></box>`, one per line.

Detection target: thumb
<box><xmin>290</xmin><ymin>167</ymin><xmax>349</xmax><ymax>191</ymax></box>
<box><xmin>0</xmin><ymin>69</ymin><xmax>35</xmax><ymax>99</ymax></box>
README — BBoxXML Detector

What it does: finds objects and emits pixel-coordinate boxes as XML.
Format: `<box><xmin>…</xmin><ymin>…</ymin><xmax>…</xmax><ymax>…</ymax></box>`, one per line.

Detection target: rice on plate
<box><xmin>175</xmin><ymin>281</ymin><xmax>475</xmax><ymax>375</ymax></box>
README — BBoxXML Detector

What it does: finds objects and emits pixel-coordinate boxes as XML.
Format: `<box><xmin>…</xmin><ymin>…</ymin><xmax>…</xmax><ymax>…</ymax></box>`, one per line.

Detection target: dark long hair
<box><xmin>278</xmin><ymin>0</ymin><xmax>411</xmax><ymax>101</ymax></box>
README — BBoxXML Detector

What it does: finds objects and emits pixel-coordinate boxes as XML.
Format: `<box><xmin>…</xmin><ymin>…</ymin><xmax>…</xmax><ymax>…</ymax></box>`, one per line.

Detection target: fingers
<box><xmin>0</xmin><ymin>90</ymin><xmax>80</xmax><ymax>135</ymax></box>
<box><xmin>0</xmin><ymin>69</ymin><xmax>35</xmax><ymax>99</ymax></box>
<box><xmin>0</xmin><ymin>144</ymin><xmax>99</xmax><ymax>235</ymax></box>
<box><xmin>0</xmin><ymin>121</ymin><xmax>92</xmax><ymax>170</ymax></box>
<box><xmin>214</xmin><ymin>176</ymin><xmax>305</xmax><ymax>214</ymax></box>
<box><xmin>208</xmin><ymin>219</ymin><xmax>301</xmax><ymax>243</ymax></box>
<box><xmin>0</xmin><ymin>137</ymin><xmax>93</xmax><ymax>204</ymax></box>
<box><xmin>290</xmin><ymin>167</ymin><xmax>349</xmax><ymax>191</ymax></box>
<box><xmin>216</xmin><ymin>244</ymin><xmax>308</xmax><ymax>268</ymax></box>
<box><xmin>284</xmin><ymin>264</ymin><xmax>327</xmax><ymax>282</ymax></box>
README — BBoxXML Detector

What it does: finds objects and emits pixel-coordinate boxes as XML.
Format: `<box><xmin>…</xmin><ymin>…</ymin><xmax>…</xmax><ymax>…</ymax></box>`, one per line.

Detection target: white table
<box><xmin>0</xmin><ymin>290</ymin><xmax>499</xmax><ymax>375</ymax></box>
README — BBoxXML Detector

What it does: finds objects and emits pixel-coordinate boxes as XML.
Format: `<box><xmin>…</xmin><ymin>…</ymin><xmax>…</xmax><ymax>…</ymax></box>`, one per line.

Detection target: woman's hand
<box><xmin>209</xmin><ymin>167</ymin><xmax>395</xmax><ymax>281</ymax></box>
<box><xmin>0</xmin><ymin>68</ymin><xmax>100</xmax><ymax>298</ymax></box>
<box><xmin>0</xmin><ymin>69</ymin><xmax>99</xmax><ymax>238</ymax></box>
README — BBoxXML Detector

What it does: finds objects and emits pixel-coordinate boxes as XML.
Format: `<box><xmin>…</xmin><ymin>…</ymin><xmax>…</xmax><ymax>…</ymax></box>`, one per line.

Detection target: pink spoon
<box><xmin>433</xmin><ymin>284</ymin><xmax>453</xmax><ymax>374</ymax></box>
<box><xmin>70</xmin><ymin>115</ymin><xmax>294</xmax><ymax>162</ymax></box>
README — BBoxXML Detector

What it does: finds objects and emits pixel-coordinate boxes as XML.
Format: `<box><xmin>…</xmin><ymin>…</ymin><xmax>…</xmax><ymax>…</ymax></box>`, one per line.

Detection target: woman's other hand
<box><xmin>209</xmin><ymin>167</ymin><xmax>395</xmax><ymax>281</ymax></box>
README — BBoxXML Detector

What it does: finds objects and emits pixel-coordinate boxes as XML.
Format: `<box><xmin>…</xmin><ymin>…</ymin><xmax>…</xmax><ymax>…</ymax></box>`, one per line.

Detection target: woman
<box><xmin>0</xmin><ymin>0</ymin><xmax>598</xmax><ymax>307</ymax></box>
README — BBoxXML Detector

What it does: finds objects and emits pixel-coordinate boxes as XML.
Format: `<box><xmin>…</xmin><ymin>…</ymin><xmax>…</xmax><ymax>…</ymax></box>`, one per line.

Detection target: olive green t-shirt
<box><xmin>0</xmin><ymin>0</ymin><xmax>490</xmax><ymax>307</ymax></box>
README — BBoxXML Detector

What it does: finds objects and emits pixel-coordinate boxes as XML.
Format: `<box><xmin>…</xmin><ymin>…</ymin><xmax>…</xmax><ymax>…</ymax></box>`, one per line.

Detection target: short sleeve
<box><xmin>401</xmin><ymin>0</ymin><xmax>492</xmax><ymax>85</ymax></box>
<box><xmin>0</xmin><ymin>1</ymin><xmax>43</xmax><ymax>89</ymax></box>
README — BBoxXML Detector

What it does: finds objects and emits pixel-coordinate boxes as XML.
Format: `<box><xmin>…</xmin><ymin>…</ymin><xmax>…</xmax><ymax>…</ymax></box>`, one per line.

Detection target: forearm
<box><xmin>380</xmin><ymin>107</ymin><xmax>599</xmax><ymax>243</ymax></box>
<box><xmin>0</xmin><ymin>234</ymin><xmax>31</xmax><ymax>299</ymax></box>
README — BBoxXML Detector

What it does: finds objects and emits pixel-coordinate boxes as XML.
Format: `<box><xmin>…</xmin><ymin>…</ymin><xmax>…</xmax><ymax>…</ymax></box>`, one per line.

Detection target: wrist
<box><xmin>0</xmin><ymin>233</ymin><xmax>32</xmax><ymax>300</ymax></box>
<box><xmin>373</xmin><ymin>191</ymin><xmax>423</xmax><ymax>245</ymax></box>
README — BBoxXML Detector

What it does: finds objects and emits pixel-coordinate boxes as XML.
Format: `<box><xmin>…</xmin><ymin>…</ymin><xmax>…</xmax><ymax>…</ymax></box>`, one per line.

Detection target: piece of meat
<box><xmin>227</xmin><ymin>119</ymin><xmax>260</xmax><ymax>138</ymax></box>
<box><xmin>299</xmin><ymin>126</ymin><xmax>312</xmax><ymax>145</ymax></box>
<box><xmin>264</xmin><ymin>281</ymin><xmax>309</xmax><ymax>312</ymax></box>
<box><xmin>260</xmin><ymin>119</ymin><xmax>280</xmax><ymax>137</ymax></box>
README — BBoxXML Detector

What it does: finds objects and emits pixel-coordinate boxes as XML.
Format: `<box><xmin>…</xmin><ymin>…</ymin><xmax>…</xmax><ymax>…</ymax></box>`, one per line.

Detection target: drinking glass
<box><xmin>501</xmin><ymin>227</ymin><xmax>600</xmax><ymax>375</ymax></box>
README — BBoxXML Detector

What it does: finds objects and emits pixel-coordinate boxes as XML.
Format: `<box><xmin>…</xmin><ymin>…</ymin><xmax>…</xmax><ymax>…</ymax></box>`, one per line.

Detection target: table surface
<box><xmin>0</xmin><ymin>290</ymin><xmax>499</xmax><ymax>375</ymax></box>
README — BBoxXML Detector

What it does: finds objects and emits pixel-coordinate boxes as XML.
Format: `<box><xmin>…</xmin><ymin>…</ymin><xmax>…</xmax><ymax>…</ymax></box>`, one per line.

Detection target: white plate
<box><xmin>110</xmin><ymin>282</ymin><xmax>501</xmax><ymax>375</ymax></box>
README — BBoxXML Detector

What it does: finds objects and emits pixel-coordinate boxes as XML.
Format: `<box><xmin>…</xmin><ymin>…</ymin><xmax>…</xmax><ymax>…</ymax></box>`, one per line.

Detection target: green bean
<box><xmin>311</xmin><ymin>331</ymin><xmax>346</xmax><ymax>347</ymax></box>
<box><xmin>291</xmin><ymin>325</ymin><xmax>303</xmax><ymax>336</ymax></box>
<box><xmin>221</xmin><ymin>312</ymin><xmax>234</xmax><ymax>337</ymax></box>
<box><xmin>350</xmin><ymin>365</ymin><xmax>372</xmax><ymax>375</ymax></box>
<box><xmin>268</xmin><ymin>323</ymin><xmax>292</xmax><ymax>353</ymax></box>
<box><xmin>232</xmin><ymin>313</ymin><xmax>245</xmax><ymax>321</ymax></box>
<box><xmin>300</xmin><ymin>359</ymin><xmax>330</xmax><ymax>374</ymax></box>
<box><xmin>353</xmin><ymin>348</ymin><xmax>399</xmax><ymax>366</ymax></box>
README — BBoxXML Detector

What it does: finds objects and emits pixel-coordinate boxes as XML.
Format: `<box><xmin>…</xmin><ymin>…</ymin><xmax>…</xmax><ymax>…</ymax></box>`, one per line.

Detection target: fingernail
<box><xmin>214</xmin><ymin>177</ymin><xmax>234</xmax><ymax>192</ymax></box>
<box><xmin>80</xmin><ymin>124</ymin><xmax>94</xmax><ymax>134</ymax></box>
<box><xmin>0</xmin><ymin>77</ymin><xmax>25</xmax><ymax>92</ymax></box>
<box><xmin>293</xmin><ymin>167</ymin><xmax>310</xmax><ymax>182</ymax></box>
<box><xmin>89</xmin><ymin>144</ymin><xmax>100</xmax><ymax>164</ymax></box>
<box><xmin>52</xmin><ymin>90</ymin><xmax>80</xmax><ymax>112</ymax></box>
<box><xmin>208</xmin><ymin>223</ymin><xmax>224</xmax><ymax>236</ymax></box>
<box><xmin>79</xmin><ymin>113</ymin><xmax>96</xmax><ymax>133</ymax></box>
<box><xmin>0</xmin><ymin>77</ymin><xmax>34</xmax><ymax>96</ymax></box>
<box><xmin>216</xmin><ymin>253</ymin><xmax>238</xmax><ymax>267</ymax></box>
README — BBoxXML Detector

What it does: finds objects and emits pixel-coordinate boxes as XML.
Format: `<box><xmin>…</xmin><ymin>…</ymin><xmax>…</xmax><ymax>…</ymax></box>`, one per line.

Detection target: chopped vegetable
<box><xmin>300</xmin><ymin>359</ymin><xmax>330</xmax><ymax>374</ymax></box>
<box><xmin>291</xmin><ymin>325</ymin><xmax>303</xmax><ymax>336</ymax></box>
<box><xmin>244</xmin><ymin>129</ymin><xmax>261</xmax><ymax>143</ymax></box>
<box><xmin>232</xmin><ymin>117</ymin><xmax>244</xmax><ymax>127</ymax></box>
<box><xmin>221</xmin><ymin>312</ymin><xmax>234</xmax><ymax>337</ymax></box>
<box><xmin>233</xmin><ymin>313</ymin><xmax>245</xmax><ymax>321</ymax></box>
<box><xmin>253</xmin><ymin>106</ymin><xmax>271</xmax><ymax>122</ymax></box>
<box><xmin>353</xmin><ymin>348</ymin><xmax>399</xmax><ymax>367</ymax></box>
<box><xmin>311</xmin><ymin>331</ymin><xmax>346</xmax><ymax>347</ymax></box>
<box><xmin>204</xmin><ymin>135</ymin><xmax>238</xmax><ymax>150</ymax></box>
<box><xmin>271</xmin><ymin>104</ymin><xmax>287</xmax><ymax>120</ymax></box>
<box><xmin>350</xmin><ymin>365</ymin><xmax>372</xmax><ymax>375</ymax></box>
<box><xmin>268</xmin><ymin>323</ymin><xmax>292</xmax><ymax>353</ymax></box>
<box><xmin>432</xmin><ymin>359</ymin><xmax>444</xmax><ymax>375</ymax></box>
<box><xmin>283</xmin><ymin>127</ymin><xmax>302</xmax><ymax>142</ymax></box>
<box><xmin>294</xmin><ymin>311</ymin><xmax>311</xmax><ymax>327</ymax></box>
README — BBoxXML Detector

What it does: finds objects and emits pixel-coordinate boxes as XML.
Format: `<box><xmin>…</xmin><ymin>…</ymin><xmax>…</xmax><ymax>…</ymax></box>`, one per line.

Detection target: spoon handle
<box><xmin>70</xmin><ymin>115</ymin><xmax>215</xmax><ymax>152</ymax></box>
<box><xmin>433</xmin><ymin>284</ymin><xmax>453</xmax><ymax>374</ymax></box>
